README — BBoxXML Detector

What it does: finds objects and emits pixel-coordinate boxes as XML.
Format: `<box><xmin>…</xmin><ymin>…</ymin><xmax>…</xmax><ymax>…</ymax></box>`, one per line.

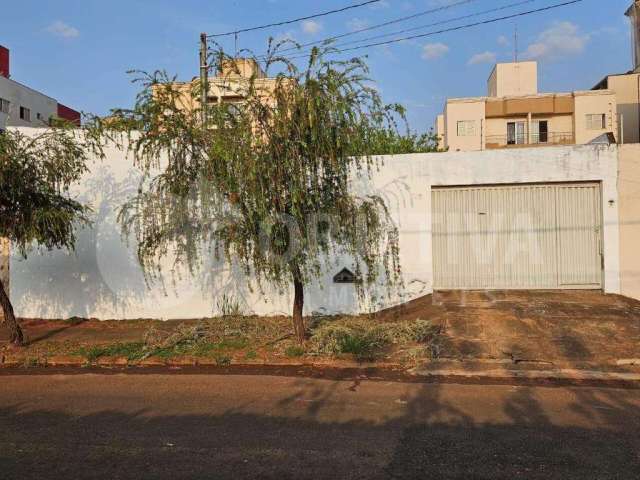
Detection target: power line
<box><xmin>206</xmin><ymin>0</ymin><xmax>382</xmax><ymax>38</ymax></box>
<box><xmin>279</xmin><ymin>0</ymin><xmax>539</xmax><ymax>57</ymax></box>
<box><xmin>281</xmin><ymin>0</ymin><xmax>584</xmax><ymax>61</ymax></box>
<box><xmin>276</xmin><ymin>0</ymin><xmax>479</xmax><ymax>54</ymax></box>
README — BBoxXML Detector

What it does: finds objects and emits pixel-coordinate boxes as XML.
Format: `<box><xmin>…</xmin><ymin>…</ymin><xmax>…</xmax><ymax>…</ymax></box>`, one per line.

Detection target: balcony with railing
<box><xmin>485</xmin><ymin>132</ymin><xmax>575</xmax><ymax>149</ymax></box>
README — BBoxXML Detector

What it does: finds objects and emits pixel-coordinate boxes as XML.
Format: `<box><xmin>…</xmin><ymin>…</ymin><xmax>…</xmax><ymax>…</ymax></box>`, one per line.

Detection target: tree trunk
<box><xmin>0</xmin><ymin>278</ymin><xmax>23</xmax><ymax>346</ymax></box>
<box><xmin>292</xmin><ymin>270</ymin><xmax>306</xmax><ymax>344</ymax></box>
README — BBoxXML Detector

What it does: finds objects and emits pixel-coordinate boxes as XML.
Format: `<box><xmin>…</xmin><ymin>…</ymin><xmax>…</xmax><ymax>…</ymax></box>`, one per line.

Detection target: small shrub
<box><xmin>23</xmin><ymin>357</ymin><xmax>40</xmax><ymax>368</ymax></box>
<box><xmin>284</xmin><ymin>345</ymin><xmax>305</xmax><ymax>358</ymax></box>
<box><xmin>77</xmin><ymin>342</ymin><xmax>146</xmax><ymax>362</ymax></box>
<box><xmin>310</xmin><ymin>318</ymin><xmax>440</xmax><ymax>360</ymax></box>
<box><xmin>338</xmin><ymin>335</ymin><xmax>374</xmax><ymax>357</ymax></box>
<box><xmin>244</xmin><ymin>350</ymin><xmax>258</xmax><ymax>360</ymax></box>
<box><xmin>216</xmin><ymin>294</ymin><xmax>243</xmax><ymax>317</ymax></box>
<box><xmin>214</xmin><ymin>354</ymin><xmax>231</xmax><ymax>366</ymax></box>
<box><xmin>309</xmin><ymin>321</ymin><xmax>386</xmax><ymax>360</ymax></box>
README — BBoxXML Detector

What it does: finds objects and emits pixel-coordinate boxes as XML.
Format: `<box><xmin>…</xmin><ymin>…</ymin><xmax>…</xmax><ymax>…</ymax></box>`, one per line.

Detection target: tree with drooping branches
<box><xmin>0</xmin><ymin>125</ymin><xmax>103</xmax><ymax>345</ymax></box>
<box><xmin>102</xmin><ymin>42</ymin><xmax>437</xmax><ymax>343</ymax></box>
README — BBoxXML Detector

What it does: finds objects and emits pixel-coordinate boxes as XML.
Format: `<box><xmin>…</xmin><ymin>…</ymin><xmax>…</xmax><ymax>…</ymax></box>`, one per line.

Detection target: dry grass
<box><xmin>6</xmin><ymin>314</ymin><xmax>443</xmax><ymax>366</ymax></box>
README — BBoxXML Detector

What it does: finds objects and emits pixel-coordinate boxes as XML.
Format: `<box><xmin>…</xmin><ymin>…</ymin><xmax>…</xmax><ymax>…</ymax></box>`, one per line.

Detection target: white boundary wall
<box><xmin>9</xmin><ymin>128</ymin><xmax>621</xmax><ymax>320</ymax></box>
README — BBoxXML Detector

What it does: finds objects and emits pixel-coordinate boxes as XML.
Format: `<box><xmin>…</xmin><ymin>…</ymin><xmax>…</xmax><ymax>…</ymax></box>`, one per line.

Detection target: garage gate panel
<box><xmin>432</xmin><ymin>183</ymin><xmax>602</xmax><ymax>290</ymax></box>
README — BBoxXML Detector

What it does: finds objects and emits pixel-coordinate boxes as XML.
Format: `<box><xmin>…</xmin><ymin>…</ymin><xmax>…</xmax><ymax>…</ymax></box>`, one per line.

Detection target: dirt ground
<box><xmin>1</xmin><ymin>290</ymin><xmax>639</xmax><ymax>368</ymax></box>
<box><xmin>376</xmin><ymin>290</ymin><xmax>640</xmax><ymax>366</ymax></box>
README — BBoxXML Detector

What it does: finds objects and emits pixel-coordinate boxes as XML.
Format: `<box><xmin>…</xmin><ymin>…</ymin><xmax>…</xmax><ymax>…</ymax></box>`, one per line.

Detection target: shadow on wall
<box><xmin>11</xmin><ymin>166</ymin><xmax>144</xmax><ymax>319</ymax></box>
<box><xmin>8</xmin><ymin>165</ymin><xmax>367</xmax><ymax>320</ymax></box>
<box><xmin>10</xmin><ymin>155</ymin><xmax>423</xmax><ymax>320</ymax></box>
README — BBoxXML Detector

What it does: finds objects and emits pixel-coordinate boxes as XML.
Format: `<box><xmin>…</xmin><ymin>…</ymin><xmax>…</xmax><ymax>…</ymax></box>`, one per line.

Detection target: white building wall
<box><xmin>0</xmin><ymin>76</ymin><xmax>57</xmax><ymax>128</ymax></box>
<box><xmin>8</xmin><ymin>128</ymin><xmax>621</xmax><ymax>320</ymax></box>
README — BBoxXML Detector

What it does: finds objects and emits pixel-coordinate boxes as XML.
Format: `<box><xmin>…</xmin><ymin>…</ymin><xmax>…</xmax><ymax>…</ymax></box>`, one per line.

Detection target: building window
<box><xmin>531</xmin><ymin>120</ymin><xmax>549</xmax><ymax>144</ymax></box>
<box><xmin>19</xmin><ymin>106</ymin><xmax>31</xmax><ymax>122</ymax></box>
<box><xmin>507</xmin><ymin>121</ymin><xmax>526</xmax><ymax>145</ymax></box>
<box><xmin>0</xmin><ymin>98</ymin><xmax>9</xmax><ymax>114</ymax></box>
<box><xmin>456</xmin><ymin>120</ymin><xmax>476</xmax><ymax>137</ymax></box>
<box><xmin>586</xmin><ymin>114</ymin><xmax>606</xmax><ymax>130</ymax></box>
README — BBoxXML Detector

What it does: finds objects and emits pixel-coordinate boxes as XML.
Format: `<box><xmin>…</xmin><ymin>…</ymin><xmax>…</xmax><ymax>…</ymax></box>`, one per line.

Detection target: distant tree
<box><xmin>367</xmin><ymin>128</ymin><xmax>439</xmax><ymax>155</ymax></box>
<box><xmin>0</xmin><ymin>127</ymin><xmax>101</xmax><ymax>345</ymax></box>
<box><xmin>102</xmin><ymin>43</ymin><xmax>426</xmax><ymax>343</ymax></box>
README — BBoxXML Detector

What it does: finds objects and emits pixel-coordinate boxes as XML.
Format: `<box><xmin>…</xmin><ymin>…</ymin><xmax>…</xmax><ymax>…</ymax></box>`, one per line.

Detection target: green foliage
<box><xmin>214</xmin><ymin>354</ymin><xmax>232</xmax><ymax>366</ymax></box>
<box><xmin>67</xmin><ymin>316</ymin><xmax>440</xmax><ymax>364</ymax></box>
<box><xmin>76</xmin><ymin>342</ymin><xmax>147</xmax><ymax>362</ymax></box>
<box><xmin>0</xmin><ymin>125</ymin><xmax>102</xmax><ymax>345</ymax></box>
<box><xmin>99</xmin><ymin>41</ymin><xmax>410</xmax><ymax>317</ymax></box>
<box><xmin>0</xmin><ymin>127</ymin><xmax>102</xmax><ymax>257</ymax></box>
<box><xmin>284</xmin><ymin>345</ymin><xmax>306</xmax><ymax>358</ymax></box>
<box><xmin>367</xmin><ymin>128</ymin><xmax>439</xmax><ymax>155</ymax></box>
<box><xmin>310</xmin><ymin>318</ymin><xmax>438</xmax><ymax>360</ymax></box>
<box><xmin>216</xmin><ymin>294</ymin><xmax>243</xmax><ymax>317</ymax></box>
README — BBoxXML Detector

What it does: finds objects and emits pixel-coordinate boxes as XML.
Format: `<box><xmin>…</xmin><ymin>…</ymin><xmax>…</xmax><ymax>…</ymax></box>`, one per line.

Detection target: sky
<box><xmin>2</xmin><ymin>0</ymin><xmax>635</xmax><ymax>131</ymax></box>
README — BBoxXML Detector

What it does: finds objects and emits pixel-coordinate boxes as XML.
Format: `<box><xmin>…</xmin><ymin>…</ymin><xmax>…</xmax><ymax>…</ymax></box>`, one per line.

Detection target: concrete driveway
<box><xmin>377</xmin><ymin>290</ymin><xmax>640</xmax><ymax>367</ymax></box>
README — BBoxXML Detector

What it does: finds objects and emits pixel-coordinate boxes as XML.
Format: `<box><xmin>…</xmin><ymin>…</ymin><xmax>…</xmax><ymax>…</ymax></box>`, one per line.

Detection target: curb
<box><xmin>410</xmin><ymin>367</ymin><xmax>640</xmax><ymax>383</ymax></box>
<box><xmin>0</xmin><ymin>354</ymin><xmax>403</xmax><ymax>370</ymax></box>
<box><xmin>1</xmin><ymin>354</ymin><xmax>639</xmax><ymax>386</ymax></box>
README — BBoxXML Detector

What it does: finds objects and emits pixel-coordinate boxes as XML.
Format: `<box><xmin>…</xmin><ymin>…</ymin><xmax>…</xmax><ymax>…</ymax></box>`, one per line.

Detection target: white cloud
<box><xmin>497</xmin><ymin>35</ymin><xmax>510</xmax><ymax>47</ymax></box>
<box><xmin>347</xmin><ymin>18</ymin><xmax>369</xmax><ymax>31</ymax></box>
<box><xmin>301</xmin><ymin>20</ymin><xmax>322</xmax><ymax>35</ymax></box>
<box><xmin>467</xmin><ymin>51</ymin><xmax>497</xmax><ymax>65</ymax></box>
<box><xmin>525</xmin><ymin>21</ymin><xmax>589</xmax><ymax>61</ymax></box>
<box><xmin>46</xmin><ymin>20</ymin><xmax>79</xmax><ymax>38</ymax></box>
<box><xmin>421</xmin><ymin>42</ymin><xmax>449</xmax><ymax>60</ymax></box>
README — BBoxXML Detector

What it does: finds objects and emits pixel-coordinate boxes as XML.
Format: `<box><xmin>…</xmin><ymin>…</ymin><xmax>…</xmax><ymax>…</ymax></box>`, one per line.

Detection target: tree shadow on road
<box><xmin>0</xmin><ymin>376</ymin><xmax>639</xmax><ymax>480</ymax></box>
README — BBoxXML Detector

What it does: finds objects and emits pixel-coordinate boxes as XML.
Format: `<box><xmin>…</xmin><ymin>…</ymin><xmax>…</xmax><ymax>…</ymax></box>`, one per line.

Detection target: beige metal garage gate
<box><xmin>432</xmin><ymin>182</ymin><xmax>603</xmax><ymax>290</ymax></box>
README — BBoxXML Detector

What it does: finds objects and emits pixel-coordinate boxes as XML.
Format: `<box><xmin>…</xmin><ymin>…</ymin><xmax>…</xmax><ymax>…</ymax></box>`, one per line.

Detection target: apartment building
<box><xmin>0</xmin><ymin>45</ymin><xmax>80</xmax><ymax>130</ymax></box>
<box><xmin>592</xmin><ymin>1</ymin><xmax>640</xmax><ymax>144</ymax></box>
<box><xmin>435</xmin><ymin>61</ymin><xmax>618</xmax><ymax>152</ymax></box>
<box><xmin>162</xmin><ymin>58</ymin><xmax>280</xmax><ymax>113</ymax></box>
<box><xmin>436</xmin><ymin>1</ymin><xmax>640</xmax><ymax>152</ymax></box>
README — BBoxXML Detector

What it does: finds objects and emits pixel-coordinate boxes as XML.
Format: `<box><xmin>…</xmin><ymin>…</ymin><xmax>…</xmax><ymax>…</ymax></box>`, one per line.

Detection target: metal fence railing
<box><xmin>485</xmin><ymin>132</ymin><xmax>575</xmax><ymax>149</ymax></box>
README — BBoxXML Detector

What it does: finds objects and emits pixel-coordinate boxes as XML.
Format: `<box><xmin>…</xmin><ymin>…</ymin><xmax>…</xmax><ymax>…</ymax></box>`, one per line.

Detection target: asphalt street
<box><xmin>1</xmin><ymin>372</ymin><xmax>639</xmax><ymax>479</ymax></box>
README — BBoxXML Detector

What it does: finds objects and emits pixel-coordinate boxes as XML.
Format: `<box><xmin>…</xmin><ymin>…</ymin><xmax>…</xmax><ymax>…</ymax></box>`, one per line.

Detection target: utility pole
<box><xmin>199</xmin><ymin>32</ymin><xmax>208</xmax><ymax>126</ymax></box>
<box><xmin>514</xmin><ymin>25</ymin><xmax>518</xmax><ymax>63</ymax></box>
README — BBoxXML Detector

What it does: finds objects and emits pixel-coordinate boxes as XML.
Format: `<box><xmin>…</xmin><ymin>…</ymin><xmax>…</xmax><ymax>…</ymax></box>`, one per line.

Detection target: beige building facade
<box><xmin>162</xmin><ymin>58</ymin><xmax>280</xmax><ymax>114</ymax></box>
<box><xmin>618</xmin><ymin>143</ymin><xmax>640</xmax><ymax>300</ymax></box>
<box><xmin>593</xmin><ymin>73</ymin><xmax>640</xmax><ymax>144</ymax></box>
<box><xmin>436</xmin><ymin>61</ymin><xmax>618</xmax><ymax>152</ymax></box>
<box><xmin>437</xmin><ymin>2</ymin><xmax>640</xmax><ymax>151</ymax></box>
<box><xmin>589</xmin><ymin>2</ymin><xmax>640</xmax><ymax>144</ymax></box>
<box><xmin>487</xmin><ymin>61</ymin><xmax>538</xmax><ymax>97</ymax></box>
<box><xmin>629</xmin><ymin>0</ymin><xmax>640</xmax><ymax>73</ymax></box>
